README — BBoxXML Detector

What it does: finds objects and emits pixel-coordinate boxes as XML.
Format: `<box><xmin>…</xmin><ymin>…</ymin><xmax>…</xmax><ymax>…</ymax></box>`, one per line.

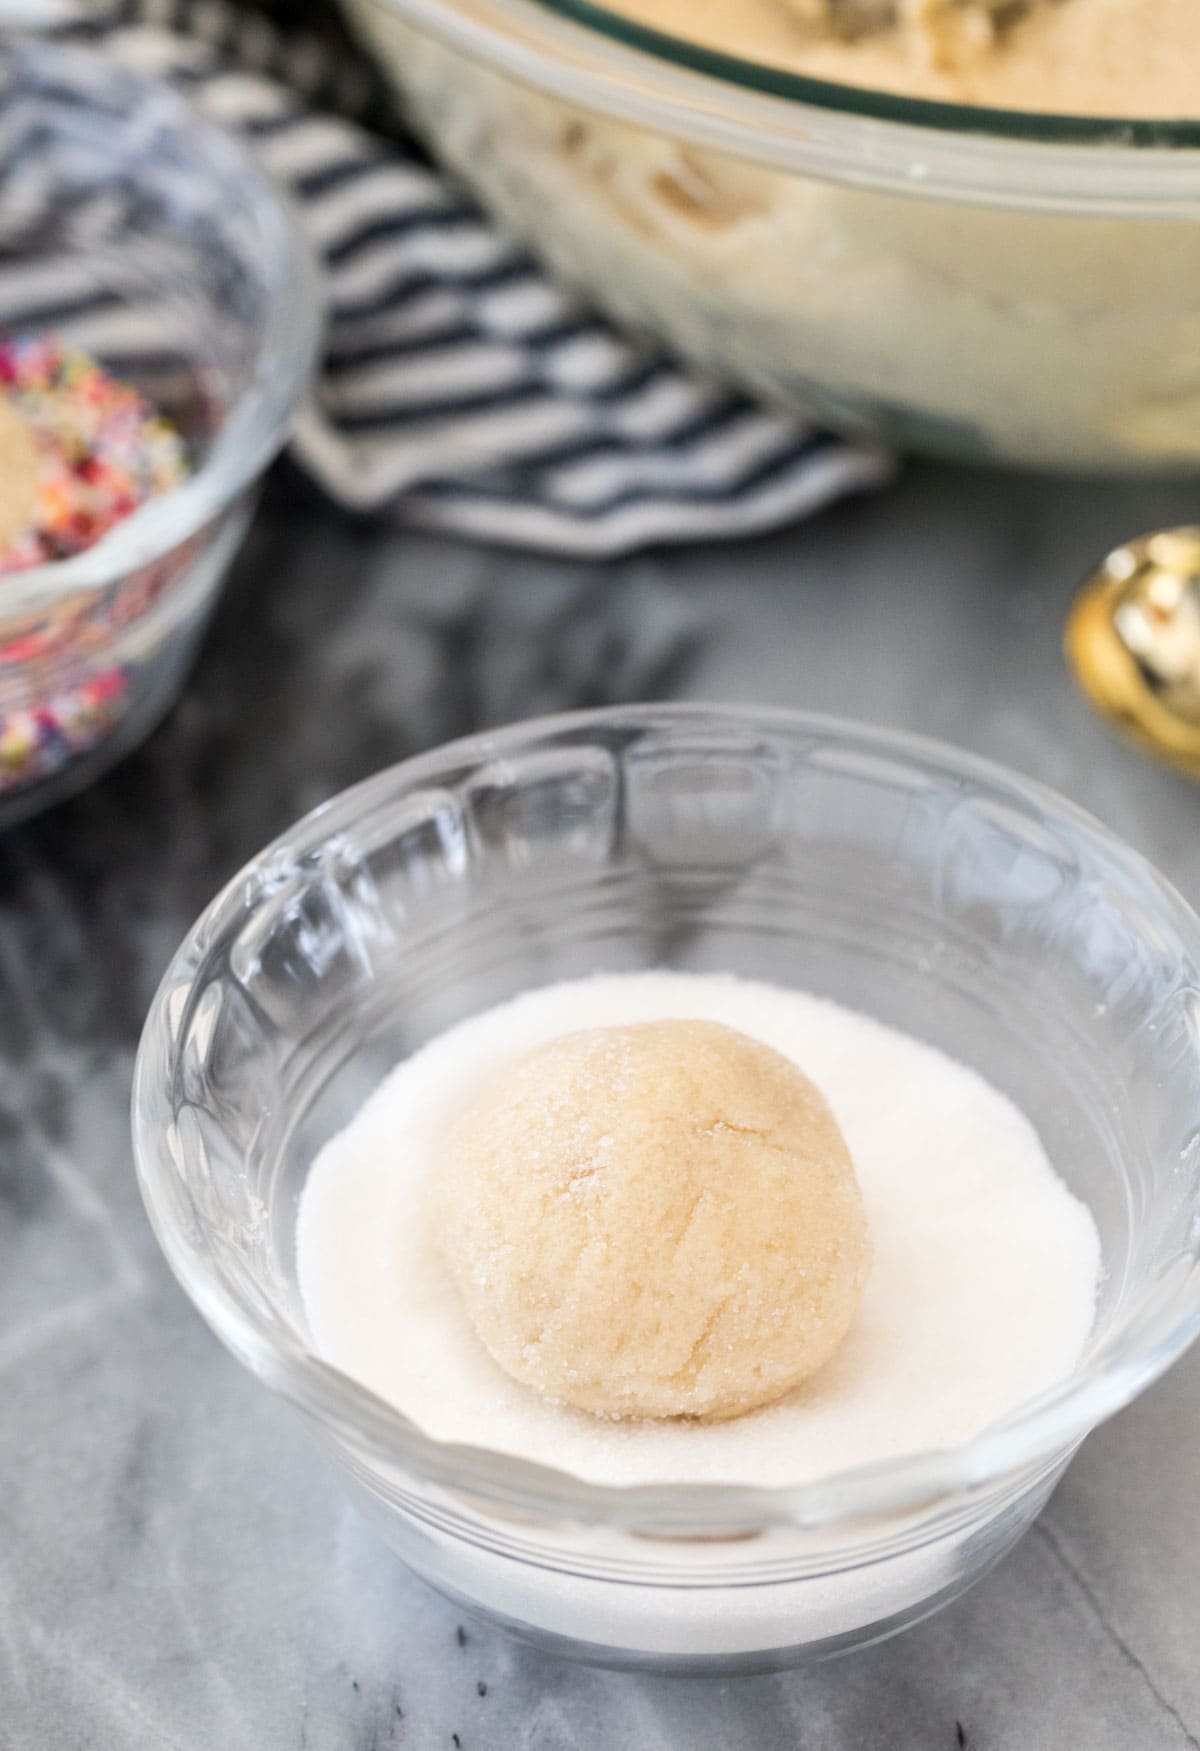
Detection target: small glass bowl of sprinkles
<box><xmin>0</xmin><ymin>337</ymin><xmax>191</xmax><ymax>793</ymax></box>
<box><xmin>0</xmin><ymin>36</ymin><xmax>318</xmax><ymax>827</ymax></box>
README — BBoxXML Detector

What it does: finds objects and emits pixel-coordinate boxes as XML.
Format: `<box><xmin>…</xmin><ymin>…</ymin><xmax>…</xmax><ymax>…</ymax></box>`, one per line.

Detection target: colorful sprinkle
<box><xmin>0</xmin><ymin>334</ymin><xmax>189</xmax><ymax>574</ymax></box>
<box><xmin>0</xmin><ymin>334</ymin><xmax>192</xmax><ymax>799</ymax></box>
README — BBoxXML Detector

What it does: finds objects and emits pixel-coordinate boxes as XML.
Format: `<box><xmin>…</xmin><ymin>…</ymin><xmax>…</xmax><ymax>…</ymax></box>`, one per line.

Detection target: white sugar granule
<box><xmin>296</xmin><ymin>972</ymin><xmax>1101</xmax><ymax>1489</ymax></box>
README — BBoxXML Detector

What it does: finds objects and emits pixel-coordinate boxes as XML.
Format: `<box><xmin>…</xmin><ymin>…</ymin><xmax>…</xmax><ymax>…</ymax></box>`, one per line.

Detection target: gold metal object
<box><xmin>1065</xmin><ymin>527</ymin><xmax>1200</xmax><ymax>778</ymax></box>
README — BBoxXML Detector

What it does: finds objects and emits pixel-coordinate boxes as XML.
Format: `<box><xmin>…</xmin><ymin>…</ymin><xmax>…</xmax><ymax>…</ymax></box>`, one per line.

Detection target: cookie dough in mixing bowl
<box><xmin>341</xmin><ymin>0</ymin><xmax>1200</xmax><ymax>472</ymax></box>
<box><xmin>612</xmin><ymin>0</ymin><xmax>1200</xmax><ymax>116</ymax></box>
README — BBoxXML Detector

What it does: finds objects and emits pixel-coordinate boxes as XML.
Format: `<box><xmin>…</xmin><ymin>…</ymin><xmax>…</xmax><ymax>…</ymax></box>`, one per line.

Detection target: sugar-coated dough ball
<box><xmin>432</xmin><ymin>1019</ymin><xmax>870</xmax><ymax>1422</ymax></box>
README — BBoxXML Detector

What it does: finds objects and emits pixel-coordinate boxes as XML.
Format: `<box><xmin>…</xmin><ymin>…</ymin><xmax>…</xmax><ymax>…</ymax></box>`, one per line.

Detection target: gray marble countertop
<box><xmin>5</xmin><ymin>460</ymin><xmax>1200</xmax><ymax>1750</ymax></box>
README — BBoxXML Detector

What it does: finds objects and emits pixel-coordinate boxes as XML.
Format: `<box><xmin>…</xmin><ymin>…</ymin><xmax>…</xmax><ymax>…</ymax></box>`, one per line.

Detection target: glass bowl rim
<box><xmin>367</xmin><ymin>0</ymin><xmax>1200</xmax><ymax>210</ymax></box>
<box><xmin>132</xmin><ymin>703</ymin><xmax>1200</xmax><ymax>1535</ymax></box>
<box><xmin>0</xmin><ymin>34</ymin><xmax>321</xmax><ymax>621</ymax></box>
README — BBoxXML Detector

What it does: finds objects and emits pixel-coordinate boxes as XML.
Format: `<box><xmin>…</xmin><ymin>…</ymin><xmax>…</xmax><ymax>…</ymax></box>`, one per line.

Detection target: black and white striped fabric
<box><xmin>49</xmin><ymin>0</ymin><xmax>893</xmax><ymax>556</ymax></box>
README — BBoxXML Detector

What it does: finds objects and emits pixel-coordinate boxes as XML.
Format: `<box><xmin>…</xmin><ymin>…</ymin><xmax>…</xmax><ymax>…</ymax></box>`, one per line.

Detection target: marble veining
<box><xmin>4</xmin><ymin>458</ymin><xmax>1200</xmax><ymax>1748</ymax></box>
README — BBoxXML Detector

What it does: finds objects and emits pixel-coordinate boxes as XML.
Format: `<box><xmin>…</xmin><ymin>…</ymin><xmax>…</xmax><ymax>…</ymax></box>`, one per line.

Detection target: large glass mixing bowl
<box><xmin>335</xmin><ymin>0</ymin><xmax>1200</xmax><ymax>472</ymax></box>
<box><xmin>133</xmin><ymin>706</ymin><xmax>1200</xmax><ymax>1672</ymax></box>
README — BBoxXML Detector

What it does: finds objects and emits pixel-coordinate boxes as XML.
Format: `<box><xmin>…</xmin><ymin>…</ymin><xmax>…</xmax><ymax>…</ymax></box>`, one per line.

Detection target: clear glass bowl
<box><xmin>0</xmin><ymin>36</ymin><xmax>319</xmax><ymax>827</ymax></box>
<box><xmin>133</xmin><ymin>705</ymin><xmax>1200</xmax><ymax>1673</ymax></box>
<box><xmin>337</xmin><ymin>0</ymin><xmax>1200</xmax><ymax>471</ymax></box>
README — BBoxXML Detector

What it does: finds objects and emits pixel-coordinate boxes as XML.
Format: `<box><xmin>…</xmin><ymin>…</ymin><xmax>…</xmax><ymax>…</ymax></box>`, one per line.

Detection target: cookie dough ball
<box><xmin>433</xmin><ymin>1019</ymin><xmax>870</xmax><ymax>1422</ymax></box>
<box><xmin>0</xmin><ymin>393</ymin><xmax>40</xmax><ymax>552</ymax></box>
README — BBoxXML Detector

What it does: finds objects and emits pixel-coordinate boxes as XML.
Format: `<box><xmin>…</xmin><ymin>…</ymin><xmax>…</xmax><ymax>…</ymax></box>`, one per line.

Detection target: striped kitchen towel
<box><xmin>50</xmin><ymin>0</ymin><xmax>893</xmax><ymax>556</ymax></box>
